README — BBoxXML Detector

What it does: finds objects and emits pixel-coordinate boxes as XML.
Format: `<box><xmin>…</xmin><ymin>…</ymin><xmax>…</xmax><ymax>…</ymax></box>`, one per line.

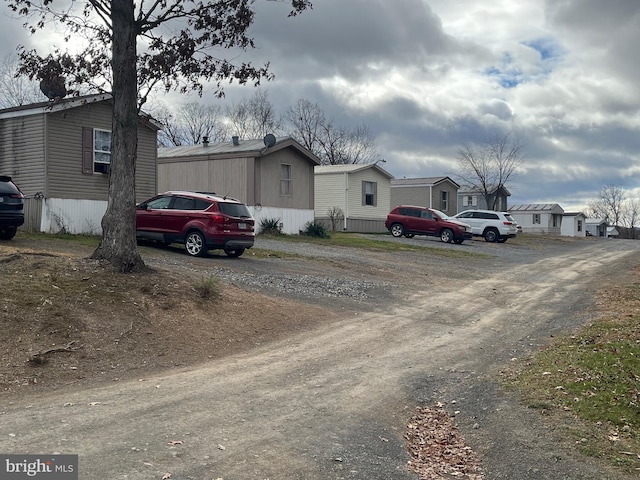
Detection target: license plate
<box><xmin>238</xmin><ymin>222</ymin><xmax>247</xmax><ymax>229</ymax></box>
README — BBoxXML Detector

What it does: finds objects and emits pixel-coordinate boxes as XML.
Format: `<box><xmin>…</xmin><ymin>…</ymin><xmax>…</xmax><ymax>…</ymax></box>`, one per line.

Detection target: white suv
<box><xmin>453</xmin><ymin>209</ymin><xmax>518</xmax><ymax>243</ymax></box>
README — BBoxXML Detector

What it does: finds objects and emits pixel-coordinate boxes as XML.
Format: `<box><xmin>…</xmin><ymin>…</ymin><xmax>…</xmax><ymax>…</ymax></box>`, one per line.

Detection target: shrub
<box><xmin>301</xmin><ymin>221</ymin><xmax>330</xmax><ymax>238</ymax></box>
<box><xmin>259</xmin><ymin>217</ymin><xmax>283</xmax><ymax>235</ymax></box>
<box><xmin>192</xmin><ymin>275</ymin><xmax>220</xmax><ymax>300</ymax></box>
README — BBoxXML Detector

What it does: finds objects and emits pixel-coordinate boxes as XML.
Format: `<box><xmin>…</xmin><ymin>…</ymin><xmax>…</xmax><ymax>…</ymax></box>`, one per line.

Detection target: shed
<box><xmin>390</xmin><ymin>176</ymin><xmax>460</xmax><ymax>217</ymax></box>
<box><xmin>0</xmin><ymin>94</ymin><xmax>160</xmax><ymax>234</ymax></box>
<box><xmin>509</xmin><ymin>204</ymin><xmax>565</xmax><ymax>234</ymax></box>
<box><xmin>157</xmin><ymin>136</ymin><xmax>320</xmax><ymax>234</ymax></box>
<box><xmin>314</xmin><ymin>163</ymin><xmax>394</xmax><ymax>232</ymax></box>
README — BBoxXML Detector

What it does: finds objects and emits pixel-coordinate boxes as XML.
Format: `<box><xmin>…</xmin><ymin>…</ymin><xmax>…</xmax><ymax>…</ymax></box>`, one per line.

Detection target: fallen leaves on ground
<box><xmin>405</xmin><ymin>404</ymin><xmax>484</xmax><ymax>479</ymax></box>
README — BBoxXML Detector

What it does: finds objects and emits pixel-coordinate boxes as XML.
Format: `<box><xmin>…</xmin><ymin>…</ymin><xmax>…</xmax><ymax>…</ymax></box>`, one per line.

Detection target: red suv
<box><xmin>385</xmin><ymin>206</ymin><xmax>472</xmax><ymax>244</ymax></box>
<box><xmin>136</xmin><ymin>191</ymin><xmax>254</xmax><ymax>257</ymax></box>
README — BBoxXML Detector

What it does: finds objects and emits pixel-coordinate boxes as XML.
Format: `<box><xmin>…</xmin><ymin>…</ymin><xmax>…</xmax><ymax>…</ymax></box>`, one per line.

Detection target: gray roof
<box><xmin>390</xmin><ymin>176</ymin><xmax>459</xmax><ymax>188</ymax></box>
<box><xmin>509</xmin><ymin>203</ymin><xmax>564</xmax><ymax>213</ymax></box>
<box><xmin>314</xmin><ymin>163</ymin><xmax>394</xmax><ymax>179</ymax></box>
<box><xmin>158</xmin><ymin>136</ymin><xmax>320</xmax><ymax>164</ymax></box>
<box><xmin>458</xmin><ymin>184</ymin><xmax>512</xmax><ymax>196</ymax></box>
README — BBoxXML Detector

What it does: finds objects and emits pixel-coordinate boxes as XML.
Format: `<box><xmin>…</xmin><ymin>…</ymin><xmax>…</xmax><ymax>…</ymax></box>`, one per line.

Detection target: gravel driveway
<box><xmin>2</xmin><ymin>235</ymin><xmax>639</xmax><ymax>479</ymax></box>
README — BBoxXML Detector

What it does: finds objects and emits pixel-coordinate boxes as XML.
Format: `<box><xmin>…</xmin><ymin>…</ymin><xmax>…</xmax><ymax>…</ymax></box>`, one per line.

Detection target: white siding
<box><xmin>250</xmin><ymin>206</ymin><xmax>314</xmax><ymax>235</ymax></box>
<box><xmin>314</xmin><ymin>172</ymin><xmax>348</xmax><ymax>218</ymax></box>
<box><xmin>40</xmin><ymin>198</ymin><xmax>107</xmax><ymax>234</ymax></box>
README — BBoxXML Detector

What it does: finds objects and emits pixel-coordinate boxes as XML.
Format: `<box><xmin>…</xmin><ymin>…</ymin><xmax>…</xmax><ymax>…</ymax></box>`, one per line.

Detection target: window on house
<box><xmin>440</xmin><ymin>191</ymin><xmax>449</xmax><ymax>211</ymax></box>
<box><xmin>93</xmin><ymin>129</ymin><xmax>111</xmax><ymax>173</ymax></box>
<box><xmin>280</xmin><ymin>164</ymin><xmax>292</xmax><ymax>196</ymax></box>
<box><xmin>577</xmin><ymin>220</ymin><xmax>582</xmax><ymax>232</ymax></box>
<box><xmin>362</xmin><ymin>181</ymin><xmax>377</xmax><ymax>206</ymax></box>
<box><xmin>552</xmin><ymin>215</ymin><xmax>558</xmax><ymax>227</ymax></box>
<box><xmin>463</xmin><ymin>195</ymin><xmax>477</xmax><ymax>207</ymax></box>
<box><xmin>533</xmin><ymin>213</ymin><xmax>541</xmax><ymax>224</ymax></box>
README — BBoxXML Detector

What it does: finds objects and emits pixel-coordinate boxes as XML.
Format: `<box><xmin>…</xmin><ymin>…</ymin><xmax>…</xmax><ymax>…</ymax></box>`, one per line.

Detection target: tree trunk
<box><xmin>91</xmin><ymin>0</ymin><xmax>145</xmax><ymax>272</ymax></box>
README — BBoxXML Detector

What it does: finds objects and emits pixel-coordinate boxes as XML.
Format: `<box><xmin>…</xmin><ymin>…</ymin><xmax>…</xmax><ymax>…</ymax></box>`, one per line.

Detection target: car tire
<box><xmin>0</xmin><ymin>226</ymin><xmax>17</xmax><ymax>240</ymax></box>
<box><xmin>390</xmin><ymin>223</ymin><xmax>405</xmax><ymax>237</ymax></box>
<box><xmin>440</xmin><ymin>228</ymin><xmax>453</xmax><ymax>243</ymax></box>
<box><xmin>484</xmin><ymin>228</ymin><xmax>499</xmax><ymax>242</ymax></box>
<box><xmin>185</xmin><ymin>231</ymin><xmax>207</xmax><ymax>257</ymax></box>
<box><xmin>224</xmin><ymin>248</ymin><xmax>245</xmax><ymax>258</ymax></box>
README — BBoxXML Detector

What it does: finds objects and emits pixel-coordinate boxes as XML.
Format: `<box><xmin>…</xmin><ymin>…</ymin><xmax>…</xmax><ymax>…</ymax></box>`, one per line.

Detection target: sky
<box><xmin>2</xmin><ymin>0</ymin><xmax>639</xmax><ymax>212</ymax></box>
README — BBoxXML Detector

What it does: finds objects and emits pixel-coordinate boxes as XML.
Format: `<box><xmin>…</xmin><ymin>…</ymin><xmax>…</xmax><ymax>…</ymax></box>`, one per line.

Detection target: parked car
<box><xmin>452</xmin><ymin>209</ymin><xmax>518</xmax><ymax>243</ymax></box>
<box><xmin>136</xmin><ymin>191</ymin><xmax>255</xmax><ymax>257</ymax></box>
<box><xmin>0</xmin><ymin>175</ymin><xmax>25</xmax><ymax>240</ymax></box>
<box><xmin>385</xmin><ymin>205</ymin><xmax>473</xmax><ymax>244</ymax></box>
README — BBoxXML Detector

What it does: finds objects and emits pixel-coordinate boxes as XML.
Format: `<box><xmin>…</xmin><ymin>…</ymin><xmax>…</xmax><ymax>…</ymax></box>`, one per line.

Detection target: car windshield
<box><xmin>430</xmin><ymin>209</ymin><xmax>449</xmax><ymax>219</ymax></box>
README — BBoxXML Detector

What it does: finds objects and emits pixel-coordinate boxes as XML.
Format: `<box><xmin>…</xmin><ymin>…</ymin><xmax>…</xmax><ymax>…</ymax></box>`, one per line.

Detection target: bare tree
<box><xmin>587</xmin><ymin>185</ymin><xmax>626</xmax><ymax>226</ymax></box>
<box><xmin>8</xmin><ymin>0</ymin><xmax>311</xmax><ymax>272</ymax></box>
<box><xmin>155</xmin><ymin>102</ymin><xmax>229</xmax><ymax>147</ymax></box>
<box><xmin>0</xmin><ymin>53</ymin><xmax>42</xmax><ymax>107</ymax></box>
<box><xmin>621</xmin><ymin>197</ymin><xmax>640</xmax><ymax>239</ymax></box>
<box><xmin>225</xmin><ymin>89</ymin><xmax>284</xmax><ymax>139</ymax></box>
<box><xmin>456</xmin><ymin>133</ymin><xmax>526</xmax><ymax>210</ymax></box>
<box><xmin>284</xmin><ymin>98</ymin><xmax>381</xmax><ymax>165</ymax></box>
<box><xmin>284</xmin><ymin>98</ymin><xmax>325</xmax><ymax>153</ymax></box>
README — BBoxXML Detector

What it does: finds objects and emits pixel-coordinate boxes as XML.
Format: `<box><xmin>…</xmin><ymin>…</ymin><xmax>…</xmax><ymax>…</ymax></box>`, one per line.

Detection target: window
<box><xmin>552</xmin><ymin>215</ymin><xmax>558</xmax><ymax>228</ymax></box>
<box><xmin>463</xmin><ymin>195</ymin><xmax>477</xmax><ymax>207</ymax></box>
<box><xmin>93</xmin><ymin>129</ymin><xmax>111</xmax><ymax>173</ymax></box>
<box><xmin>533</xmin><ymin>213</ymin><xmax>541</xmax><ymax>224</ymax></box>
<box><xmin>362</xmin><ymin>181</ymin><xmax>377</xmax><ymax>206</ymax></box>
<box><xmin>280</xmin><ymin>164</ymin><xmax>292</xmax><ymax>196</ymax></box>
<box><xmin>440</xmin><ymin>191</ymin><xmax>449</xmax><ymax>211</ymax></box>
<box><xmin>577</xmin><ymin>220</ymin><xmax>582</xmax><ymax>232</ymax></box>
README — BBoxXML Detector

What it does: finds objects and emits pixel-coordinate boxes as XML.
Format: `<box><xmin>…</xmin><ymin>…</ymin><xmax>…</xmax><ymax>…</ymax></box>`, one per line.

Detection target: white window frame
<box><xmin>440</xmin><ymin>191</ymin><xmax>449</xmax><ymax>211</ymax></box>
<box><xmin>363</xmin><ymin>181</ymin><xmax>376</xmax><ymax>206</ymax></box>
<box><xmin>463</xmin><ymin>195</ymin><xmax>477</xmax><ymax>207</ymax></box>
<box><xmin>280</xmin><ymin>163</ymin><xmax>292</xmax><ymax>196</ymax></box>
<box><xmin>94</xmin><ymin>129</ymin><xmax>112</xmax><ymax>173</ymax></box>
<box><xmin>533</xmin><ymin>213</ymin><xmax>541</xmax><ymax>224</ymax></box>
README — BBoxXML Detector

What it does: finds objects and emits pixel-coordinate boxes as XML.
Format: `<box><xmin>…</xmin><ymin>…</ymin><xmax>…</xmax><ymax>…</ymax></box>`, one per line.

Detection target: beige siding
<box><xmin>314</xmin><ymin>172</ymin><xmax>347</xmax><ymax>218</ymax></box>
<box><xmin>45</xmin><ymin>103</ymin><xmax>157</xmax><ymax>202</ymax></box>
<box><xmin>346</xmin><ymin>170</ymin><xmax>391</xmax><ymax>219</ymax></box>
<box><xmin>0</xmin><ymin>115</ymin><xmax>46</xmax><ymax>196</ymax></box>
<box><xmin>259</xmin><ymin>148</ymin><xmax>314</xmax><ymax>208</ymax></box>
<box><xmin>431</xmin><ymin>184</ymin><xmax>458</xmax><ymax>216</ymax></box>
<box><xmin>158</xmin><ymin>157</ymin><xmax>250</xmax><ymax>203</ymax></box>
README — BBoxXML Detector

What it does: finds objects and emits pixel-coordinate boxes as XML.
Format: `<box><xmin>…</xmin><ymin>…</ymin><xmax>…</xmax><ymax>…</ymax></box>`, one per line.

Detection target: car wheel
<box><xmin>0</xmin><ymin>227</ymin><xmax>17</xmax><ymax>240</ymax></box>
<box><xmin>390</xmin><ymin>223</ymin><xmax>405</xmax><ymax>237</ymax></box>
<box><xmin>440</xmin><ymin>228</ymin><xmax>453</xmax><ymax>243</ymax></box>
<box><xmin>225</xmin><ymin>248</ymin><xmax>245</xmax><ymax>258</ymax></box>
<box><xmin>484</xmin><ymin>228</ymin><xmax>499</xmax><ymax>242</ymax></box>
<box><xmin>185</xmin><ymin>231</ymin><xmax>207</xmax><ymax>257</ymax></box>
<box><xmin>497</xmin><ymin>237</ymin><xmax>508</xmax><ymax>243</ymax></box>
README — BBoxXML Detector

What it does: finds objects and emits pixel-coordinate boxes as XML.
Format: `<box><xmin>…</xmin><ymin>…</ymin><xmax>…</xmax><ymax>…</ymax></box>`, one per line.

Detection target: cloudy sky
<box><xmin>2</xmin><ymin>0</ymin><xmax>639</xmax><ymax>211</ymax></box>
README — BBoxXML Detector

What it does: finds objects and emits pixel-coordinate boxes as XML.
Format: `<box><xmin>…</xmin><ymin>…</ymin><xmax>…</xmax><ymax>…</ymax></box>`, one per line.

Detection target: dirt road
<box><xmin>1</xmin><ymin>236</ymin><xmax>638</xmax><ymax>479</ymax></box>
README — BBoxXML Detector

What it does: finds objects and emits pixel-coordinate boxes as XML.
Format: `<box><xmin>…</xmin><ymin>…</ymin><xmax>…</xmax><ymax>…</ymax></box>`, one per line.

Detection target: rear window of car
<box><xmin>172</xmin><ymin>197</ymin><xmax>212</xmax><ymax>211</ymax></box>
<box><xmin>504</xmin><ymin>214</ymin><xmax>516</xmax><ymax>222</ymax></box>
<box><xmin>218</xmin><ymin>202</ymin><xmax>251</xmax><ymax>218</ymax></box>
<box><xmin>398</xmin><ymin>207</ymin><xmax>422</xmax><ymax>218</ymax></box>
<box><xmin>0</xmin><ymin>178</ymin><xmax>20</xmax><ymax>195</ymax></box>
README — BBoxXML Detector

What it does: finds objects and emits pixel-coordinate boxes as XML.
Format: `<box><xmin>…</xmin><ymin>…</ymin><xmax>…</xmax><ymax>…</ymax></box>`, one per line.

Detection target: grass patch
<box><xmin>17</xmin><ymin>231</ymin><xmax>101</xmax><ymax>248</ymax></box>
<box><xmin>504</xmin><ymin>268</ymin><xmax>640</xmax><ymax>474</ymax></box>
<box><xmin>192</xmin><ymin>275</ymin><xmax>221</xmax><ymax>300</ymax></box>
<box><xmin>259</xmin><ymin>232</ymin><xmax>483</xmax><ymax>259</ymax></box>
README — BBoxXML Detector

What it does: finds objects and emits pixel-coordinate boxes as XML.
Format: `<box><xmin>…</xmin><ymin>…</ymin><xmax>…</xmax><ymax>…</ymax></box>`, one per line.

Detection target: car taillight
<box><xmin>503</xmin><ymin>221</ymin><xmax>513</xmax><ymax>225</ymax></box>
<box><xmin>10</xmin><ymin>193</ymin><xmax>24</xmax><ymax>199</ymax></box>
<box><xmin>210</xmin><ymin>214</ymin><xmax>226</xmax><ymax>224</ymax></box>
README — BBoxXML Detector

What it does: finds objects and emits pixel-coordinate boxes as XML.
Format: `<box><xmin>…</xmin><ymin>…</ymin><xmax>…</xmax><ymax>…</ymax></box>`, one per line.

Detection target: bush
<box><xmin>192</xmin><ymin>275</ymin><xmax>220</xmax><ymax>300</ymax></box>
<box><xmin>301</xmin><ymin>221</ymin><xmax>330</xmax><ymax>238</ymax></box>
<box><xmin>259</xmin><ymin>217</ymin><xmax>283</xmax><ymax>235</ymax></box>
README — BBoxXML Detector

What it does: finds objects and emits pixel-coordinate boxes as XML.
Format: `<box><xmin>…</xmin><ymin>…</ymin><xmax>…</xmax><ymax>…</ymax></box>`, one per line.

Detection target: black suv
<box><xmin>0</xmin><ymin>176</ymin><xmax>25</xmax><ymax>240</ymax></box>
